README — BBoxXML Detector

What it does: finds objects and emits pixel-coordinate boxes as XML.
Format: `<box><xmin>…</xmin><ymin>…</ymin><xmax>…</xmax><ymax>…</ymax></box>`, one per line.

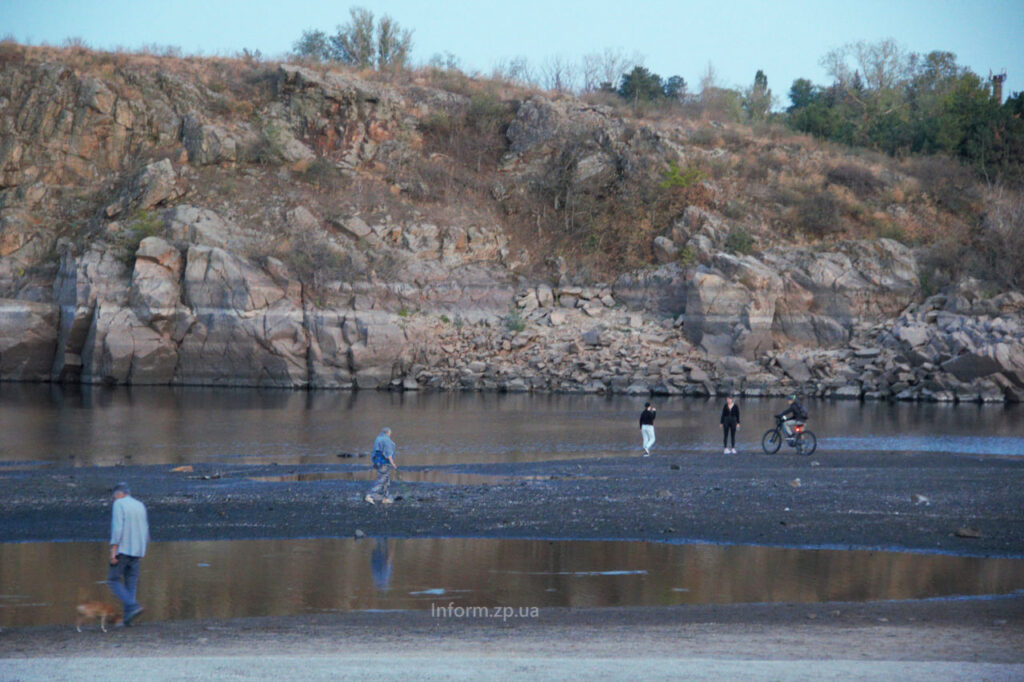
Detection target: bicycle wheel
<box><xmin>761</xmin><ymin>429</ymin><xmax>782</xmax><ymax>454</ymax></box>
<box><xmin>796</xmin><ymin>430</ymin><xmax>817</xmax><ymax>456</ymax></box>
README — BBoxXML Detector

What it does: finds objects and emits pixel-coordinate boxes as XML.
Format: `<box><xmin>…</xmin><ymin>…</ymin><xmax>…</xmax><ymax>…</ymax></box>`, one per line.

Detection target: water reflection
<box><xmin>1</xmin><ymin>538</ymin><xmax>1022</xmax><ymax>628</ymax></box>
<box><xmin>371</xmin><ymin>538</ymin><xmax>393</xmax><ymax>592</ymax></box>
<box><xmin>0</xmin><ymin>384</ymin><xmax>1021</xmax><ymax>468</ymax></box>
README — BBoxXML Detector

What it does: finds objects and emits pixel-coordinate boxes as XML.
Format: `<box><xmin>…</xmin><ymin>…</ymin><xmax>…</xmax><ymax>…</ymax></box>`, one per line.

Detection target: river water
<box><xmin>2</xmin><ymin>385</ymin><xmax>1022</xmax><ymax>627</ymax></box>
<box><xmin>0</xmin><ymin>384</ymin><xmax>1021</xmax><ymax>468</ymax></box>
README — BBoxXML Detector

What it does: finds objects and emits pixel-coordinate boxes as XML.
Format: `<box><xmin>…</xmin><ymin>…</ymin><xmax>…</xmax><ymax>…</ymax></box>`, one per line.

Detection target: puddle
<box><xmin>246</xmin><ymin>471</ymin><xmax>601</xmax><ymax>485</ymax></box>
<box><xmin>2</xmin><ymin>538</ymin><xmax>1022</xmax><ymax>628</ymax></box>
<box><xmin>247</xmin><ymin>471</ymin><xmax>514</xmax><ymax>485</ymax></box>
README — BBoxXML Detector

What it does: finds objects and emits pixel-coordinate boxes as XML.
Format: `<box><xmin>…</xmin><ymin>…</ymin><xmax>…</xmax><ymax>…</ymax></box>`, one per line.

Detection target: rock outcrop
<box><xmin>0</xmin><ymin>48</ymin><xmax>1020</xmax><ymax>401</ymax></box>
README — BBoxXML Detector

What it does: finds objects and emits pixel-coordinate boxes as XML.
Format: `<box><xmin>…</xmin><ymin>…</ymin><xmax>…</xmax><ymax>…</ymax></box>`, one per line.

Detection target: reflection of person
<box><xmin>639</xmin><ymin>402</ymin><xmax>656</xmax><ymax>457</ymax></box>
<box><xmin>720</xmin><ymin>396</ymin><xmax>740</xmax><ymax>454</ymax></box>
<box><xmin>106</xmin><ymin>482</ymin><xmax>149</xmax><ymax>626</ymax></box>
<box><xmin>776</xmin><ymin>395</ymin><xmax>807</xmax><ymax>439</ymax></box>
<box><xmin>365</xmin><ymin>427</ymin><xmax>397</xmax><ymax>505</ymax></box>
<box><xmin>370</xmin><ymin>538</ymin><xmax>393</xmax><ymax>591</ymax></box>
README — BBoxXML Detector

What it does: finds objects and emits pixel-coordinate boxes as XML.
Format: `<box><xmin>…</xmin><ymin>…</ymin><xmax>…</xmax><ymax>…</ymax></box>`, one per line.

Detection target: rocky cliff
<box><xmin>0</xmin><ymin>46</ymin><xmax>1021</xmax><ymax>401</ymax></box>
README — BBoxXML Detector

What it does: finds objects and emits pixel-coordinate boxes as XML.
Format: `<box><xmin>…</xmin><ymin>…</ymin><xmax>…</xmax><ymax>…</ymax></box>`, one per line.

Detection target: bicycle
<box><xmin>762</xmin><ymin>415</ymin><xmax>817</xmax><ymax>456</ymax></box>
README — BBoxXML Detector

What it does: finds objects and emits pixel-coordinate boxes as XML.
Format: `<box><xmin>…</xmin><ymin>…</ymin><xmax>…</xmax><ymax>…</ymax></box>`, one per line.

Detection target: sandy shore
<box><xmin>2</xmin><ymin>448</ymin><xmax>1023</xmax><ymax>678</ymax></box>
<box><xmin>2</xmin><ymin>598</ymin><xmax>1023</xmax><ymax>679</ymax></box>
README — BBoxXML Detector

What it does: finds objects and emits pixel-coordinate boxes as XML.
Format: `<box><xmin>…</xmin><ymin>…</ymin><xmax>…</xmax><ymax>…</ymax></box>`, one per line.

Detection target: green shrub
<box><xmin>677</xmin><ymin>245</ymin><xmax>696</xmax><ymax>265</ymax></box>
<box><xmin>659</xmin><ymin>161</ymin><xmax>706</xmax><ymax>190</ymax></box>
<box><xmin>504</xmin><ymin>309</ymin><xmax>526</xmax><ymax>333</ymax></box>
<box><xmin>300</xmin><ymin>158</ymin><xmax>341</xmax><ymax>188</ymax></box>
<box><xmin>119</xmin><ymin>210</ymin><xmax>163</xmax><ymax>263</ymax></box>
<box><xmin>825</xmin><ymin>163</ymin><xmax>884</xmax><ymax>197</ymax></box>
<box><xmin>724</xmin><ymin>228</ymin><xmax>754</xmax><ymax>254</ymax></box>
<box><xmin>796</xmin><ymin>190</ymin><xmax>841</xmax><ymax>236</ymax></box>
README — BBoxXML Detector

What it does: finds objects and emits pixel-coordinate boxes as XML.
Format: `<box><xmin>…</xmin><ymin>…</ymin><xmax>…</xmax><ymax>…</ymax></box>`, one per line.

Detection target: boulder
<box><xmin>652</xmin><ymin>236</ymin><xmax>677</xmax><ymax>264</ymax></box>
<box><xmin>104</xmin><ymin>159</ymin><xmax>181</xmax><ymax>218</ymax></box>
<box><xmin>176</xmin><ymin>246</ymin><xmax>308</xmax><ymax>386</ymax></box>
<box><xmin>0</xmin><ymin>299</ymin><xmax>58</xmax><ymax>380</ymax></box>
<box><xmin>163</xmin><ymin>205</ymin><xmax>251</xmax><ymax>250</ymax></box>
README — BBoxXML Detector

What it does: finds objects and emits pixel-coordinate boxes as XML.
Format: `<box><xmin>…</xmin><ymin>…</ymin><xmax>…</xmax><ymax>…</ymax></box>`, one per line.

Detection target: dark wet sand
<box><xmin>3</xmin><ymin>449</ymin><xmax>1023</xmax><ymax>675</ymax></box>
<box><xmin>3</xmin><ymin>449</ymin><xmax>1022</xmax><ymax>555</ymax></box>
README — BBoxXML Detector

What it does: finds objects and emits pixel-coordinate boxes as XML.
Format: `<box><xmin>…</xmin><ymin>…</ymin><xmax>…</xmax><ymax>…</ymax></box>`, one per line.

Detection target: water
<box><xmin>1</xmin><ymin>538</ymin><xmax>1022</xmax><ymax>628</ymax></box>
<box><xmin>0</xmin><ymin>384</ymin><xmax>1020</xmax><ymax>468</ymax></box>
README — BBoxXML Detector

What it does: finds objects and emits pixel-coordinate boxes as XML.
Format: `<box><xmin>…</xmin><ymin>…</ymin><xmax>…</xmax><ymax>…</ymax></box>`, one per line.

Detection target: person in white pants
<box><xmin>639</xmin><ymin>402</ymin><xmax>656</xmax><ymax>456</ymax></box>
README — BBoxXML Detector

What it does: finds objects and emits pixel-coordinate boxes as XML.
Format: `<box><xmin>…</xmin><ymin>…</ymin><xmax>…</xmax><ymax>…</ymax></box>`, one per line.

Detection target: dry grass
<box><xmin>3</xmin><ymin>41</ymin><xmax>1019</xmax><ymax>288</ymax></box>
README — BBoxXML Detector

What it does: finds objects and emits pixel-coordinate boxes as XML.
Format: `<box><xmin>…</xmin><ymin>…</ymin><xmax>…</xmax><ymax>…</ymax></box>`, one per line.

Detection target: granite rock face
<box><xmin>0</xmin><ymin>50</ymin><xmax>1020</xmax><ymax>401</ymax></box>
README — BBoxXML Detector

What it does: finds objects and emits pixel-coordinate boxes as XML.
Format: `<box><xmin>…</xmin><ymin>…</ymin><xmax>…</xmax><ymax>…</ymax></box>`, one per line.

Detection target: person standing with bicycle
<box><xmin>720</xmin><ymin>395</ymin><xmax>740</xmax><ymax>454</ymax></box>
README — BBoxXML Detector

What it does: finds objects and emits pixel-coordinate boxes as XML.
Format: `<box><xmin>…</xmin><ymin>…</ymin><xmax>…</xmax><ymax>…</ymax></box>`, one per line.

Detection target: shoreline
<box><xmin>3</xmin><ymin>598</ymin><xmax>1023</xmax><ymax>677</ymax></box>
<box><xmin>3</xmin><ymin>449</ymin><xmax>1023</xmax><ymax>554</ymax></box>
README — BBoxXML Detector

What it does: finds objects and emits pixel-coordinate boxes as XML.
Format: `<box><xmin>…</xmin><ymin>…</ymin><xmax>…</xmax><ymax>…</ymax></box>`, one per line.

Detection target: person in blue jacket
<box><xmin>365</xmin><ymin>427</ymin><xmax>397</xmax><ymax>505</ymax></box>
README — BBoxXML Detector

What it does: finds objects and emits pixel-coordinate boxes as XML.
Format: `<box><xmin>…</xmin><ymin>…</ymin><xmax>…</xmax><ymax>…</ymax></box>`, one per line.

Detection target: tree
<box><xmin>663</xmin><ymin>75</ymin><xmax>687</xmax><ymax>101</ymax></box>
<box><xmin>376</xmin><ymin>14</ymin><xmax>412</xmax><ymax>70</ymax></box>
<box><xmin>618</xmin><ymin>66</ymin><xmax>663</xmax><ymax>104</ymax></box>
<box><xmin>787</xmin><ymin>78</ymin><xmax>816</xmax><ymax>111</ymax></box>
<box><xmin>742</xmin><ymin>69</ymin><xmax>773</xmax><ymax>121</ymax></box>
<box><xmin>540</xmin><ymin>55</ymin><xmax>578</xmax><ymax>93</ymax></box>
<box><xmin>330</xmin><ymin>7</ymin><xmax>376</xmax><ymax>68</ymax></box>
<box><xmin>298</xmin><ymin>7</ymin><xmax>413</xmax><ymax>70</ymax></box>
<box><xmin>698</xmin><ymin>62</ymin><xmax>743</xmax><ymax>121</ymax></box>
<box><xmin>292</xmin><ymin>29</ymin><xmax>331</xmax><ymax>61</ymax></box>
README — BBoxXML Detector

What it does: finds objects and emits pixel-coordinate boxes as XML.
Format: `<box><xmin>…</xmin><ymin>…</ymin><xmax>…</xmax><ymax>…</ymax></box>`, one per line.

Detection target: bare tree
<box><xmin>580</xmin><ymin>52</ymin><xmax>602</xmax><ymax>93</ymax></box>
<box><xmin>540</xmin><ymin>55</ymin><xmax>578</xmax><ymax>93</ymax></box>
<box><xmin>492</xmin><ymin>56</ymin><xmax>535</xmax><ymax>86</ymax></box>
<box><xmin>822</xmin><ymin>38</ymin><xmax>911</xmax><ymax>91</ymax></box>
<box><xmin>585</xmin><ymin>47</ymin><xmax>637</xmax><ymax>91</ymax></box>
<box><xmin>821</xmin><ymin>38</ymin><xmax>910</xmax><ymax>113</ymax></box>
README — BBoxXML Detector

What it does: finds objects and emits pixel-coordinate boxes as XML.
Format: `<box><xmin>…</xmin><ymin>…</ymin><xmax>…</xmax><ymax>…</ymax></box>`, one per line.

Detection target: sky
<box><xmin>3</xmin><ymin>0</ymin><xmax>1022</xmax><ymax>103</ymax></box>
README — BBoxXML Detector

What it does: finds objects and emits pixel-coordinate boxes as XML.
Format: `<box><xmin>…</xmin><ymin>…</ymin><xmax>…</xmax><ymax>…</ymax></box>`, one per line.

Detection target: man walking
<box><xmin>365</xmin><ymin>427</ymin><xmax>397</xmax><ymax>505</ymax></box>
<box><xmin>639</xmin><ymin>402</ymin><xmax>656</xmax><ymax>457</ymax></box>
<box><xmin>107</xmin><ymin>482</ymin><xmax>149</xmax><ymax>626</ymax></box>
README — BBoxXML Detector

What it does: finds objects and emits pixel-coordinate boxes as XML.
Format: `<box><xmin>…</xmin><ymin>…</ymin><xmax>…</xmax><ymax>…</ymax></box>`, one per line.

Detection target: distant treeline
<box><xmin>786</xmin><ymin>42</ymin><xmax>1023</xmax><ymax>184</ymax></box>
<box><xmin>292</xmin><ymin>14</ymin><xmax>1022</xmax><ymax>183</ymax></box>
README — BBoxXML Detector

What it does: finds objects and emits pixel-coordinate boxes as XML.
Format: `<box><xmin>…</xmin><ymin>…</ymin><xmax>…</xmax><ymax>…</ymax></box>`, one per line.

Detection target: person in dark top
<box><xmin>639</xmin><ymin>402</ymin><xmax>656</xmax><ymax>457</ymax></box>
<box><xmin>776</xmin><ymin>395</ymin><xmax>808</xmax><ymax>439</ymax></box>
<box><xmin>720</xmin><ymin>395</ymin><xmax>740</xmax><ymax>454</ymax></box>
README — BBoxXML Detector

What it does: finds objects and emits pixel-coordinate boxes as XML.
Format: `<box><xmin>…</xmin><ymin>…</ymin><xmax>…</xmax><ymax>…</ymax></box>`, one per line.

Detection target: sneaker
<box><xmin>381</xmin><ymin>497</ymin><xmax>394</xmax><ymax>505</ymax></box>
<box><xmin>723</xmin><ymin>448</ymin><xmax>729</xmax><ymax>454</ymax></box>
<box><xmin>364</xmin><ymin>494</ymin><xmax>376</xmax><ymax>505</ymax></box>
<box><xmin>123</xmin><ymin>605</ymin><xmax>144</xmax><ymax>627</ymax></box>
<box><xmin>643</xmin><ymin>450</ymin><xmax>650</xmax><ymax>457</ymax></box>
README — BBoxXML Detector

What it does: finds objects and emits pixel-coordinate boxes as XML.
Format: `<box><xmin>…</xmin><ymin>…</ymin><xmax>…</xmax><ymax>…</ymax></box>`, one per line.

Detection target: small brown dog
<box><xmin>75</xmin><ymin>601</ymin><xmax>121</xmax><ymax>632</ymax></box>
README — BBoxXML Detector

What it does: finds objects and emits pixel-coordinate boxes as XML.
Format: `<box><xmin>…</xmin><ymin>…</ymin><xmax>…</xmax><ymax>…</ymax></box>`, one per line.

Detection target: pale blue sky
<box><xmin>3</xmin><ymin>0</ymin><xmax>1022</xmax><ymax>102</ymax></box>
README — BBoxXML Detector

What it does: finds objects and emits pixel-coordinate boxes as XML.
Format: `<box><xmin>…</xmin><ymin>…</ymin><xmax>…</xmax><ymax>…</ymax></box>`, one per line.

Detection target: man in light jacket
<box><xmin>365</xmin><ymin>427</ymin><xmax>398</xmax><ymax>505</ymax></box>
<box><xmin>107</xmin><ymin>482</ymin><xmax>149</xmax><ymax>626</ymax></box>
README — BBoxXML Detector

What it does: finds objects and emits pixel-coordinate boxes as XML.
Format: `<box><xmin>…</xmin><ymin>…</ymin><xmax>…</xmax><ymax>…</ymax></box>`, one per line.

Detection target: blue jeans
<box><xmin>107</xmin><ymin>554</ymin><xmax>141</xmax><ymax>613</ymax></box>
